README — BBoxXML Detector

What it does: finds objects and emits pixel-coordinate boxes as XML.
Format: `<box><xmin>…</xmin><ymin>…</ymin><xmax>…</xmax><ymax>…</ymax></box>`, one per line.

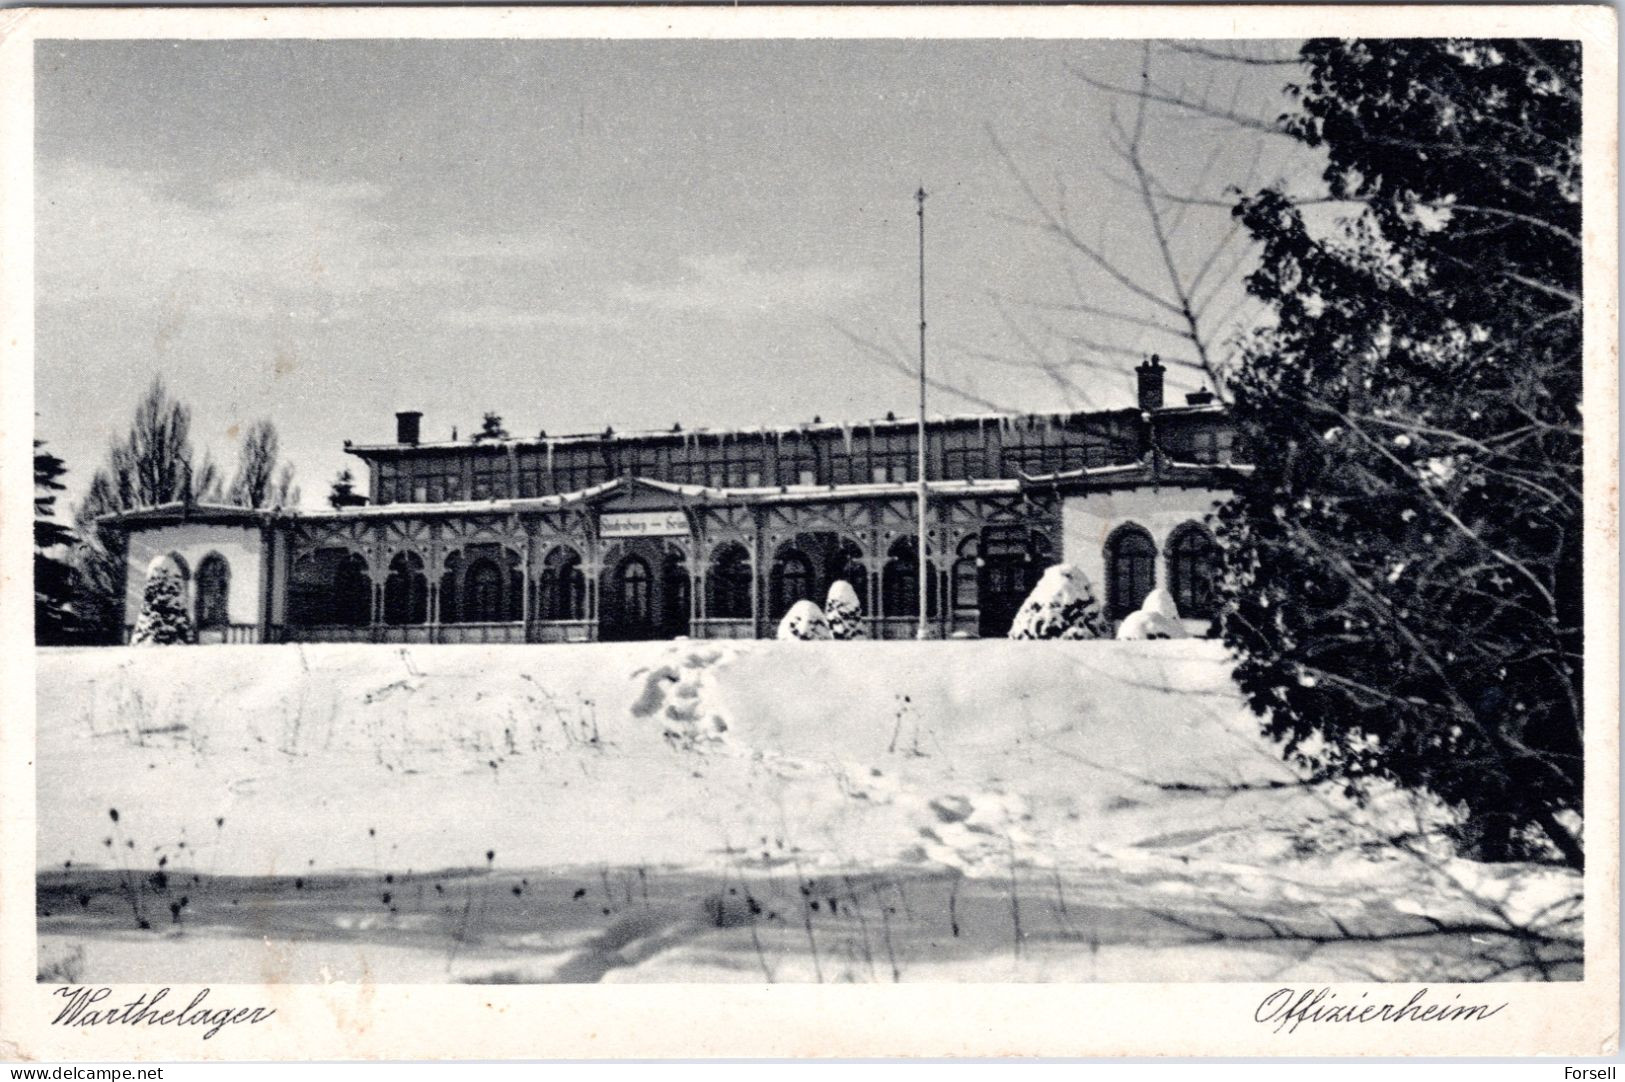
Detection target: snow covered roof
<box><xmin>1020</xmin><ymin>458</ymin><xmax>1254</xmax><ymax>492</ymax></box>
<box><xmin>344</xmin><ymin>404</ymin><xmax>1161</xmax><ymax>456</ymax></box>
<box><xmin>96</xmin><ymin>501</ymin><xmax>278</xmax><ymax>526</ymax></box>
<box><xmin>292</xmin><ymin>474</ymin><xmax>1024</xmax><ymax>521</ymax></box>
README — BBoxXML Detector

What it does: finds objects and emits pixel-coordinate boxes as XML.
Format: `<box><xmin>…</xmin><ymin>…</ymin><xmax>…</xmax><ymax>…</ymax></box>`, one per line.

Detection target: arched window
<box><xmin>616</xmin><ymin>557</ymin><xmax>651</xmax><ymax>624</ymax></box>
<box><xmin>1105</xmin><ymin>524</ymin><xmax>1157</xmax><ymax>619</ymax></box>
<box><xmin>883</xmin><ymin>537</ymin><xmax>936</xmax><ymax>618</ymax></box>
<box><xmin>707</xmin><ymin>543</ymin><xmax>753</xmax><ymax>620</ymax></box>
<box><xmin>1167</xmin><ymin>523</ymin><xmax>1220</xmax><ymax>619</ymax></box>
<box><xmin>384</xmin><ymin>551</ymin><xmax>429</xmax><ymax>625</ymax></box>
<box><xmin>464</xmin><ymin>558</ymin><xmax>504</xmax><ymax>623</ymax></box>
<box><xmin>195</xmin><ymin>552</ymin><xmax>230</xmax><ymax>629</ymax></box>
<box><xmin>538</xmin><ymin>546</ymin><xmax>586</xmax><ymax>621</ymax></box>
<box><xmin>825</xmin><ymin>538</ymin><xmax>867</xmax><ymax>611</ymax></box>
<box><xmin>333</xmin><ymin>552</ymin><xmax>372</xmax><ymax>626</ymax></box>
<box><xmin>769</xmin><ymin>549</ymin><xmax>814</xmax><ymax>619</ymax></box>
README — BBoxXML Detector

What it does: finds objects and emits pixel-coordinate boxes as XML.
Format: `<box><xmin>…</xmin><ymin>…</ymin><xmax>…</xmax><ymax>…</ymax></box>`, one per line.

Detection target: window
<box><xmin>288</xmin><ymin>548</ymin><xmax>369</xmax><ymax>626</ymax></box>
<box><xmin>471</xmin><ymin>453</ymin><xmax>510</xmax><ymax>500</ymax></box>
<box><xmin>1106</xmin><ymin>524</ymin><xmax>1157</xmax><ymax>619</ymax></box>
<box><xmin>1168</xmin><ymin>524</ymin><xmax>1219</xmax><ymax>619</ymax></box>
<box><xmin>538</xmin><ymin>547</ymin><xmax>586</xmax><ymax>620</ymax></box>
<box><xmin>770</xmin><ymin>550</ymin><xmax>814</xmax><ymax>619</ymax></box>
<box><xmin>662</xmin><ymin>551</ymin><xmax>691</xmax><ymax>635</ymax></box>
<box><xmin>825</xmin><ymin>540</ymin><xmax>867</xmax><ymax>611</ymax></box>
<box><xmin>619</xmin><ymin>444</ymin><xmax>665</xmax><ymax>479</ymax></box>
<box><xmin>195</xmin><ymin>553</ymin><xmax>230</xmax><ymax>629</ymax></box>
<box><xmin>616</xmin><ymin>557</ymin><xmax>651</xmax><ymax>624</ymax></box>
<box><xmin>882</xmin><ymin>537</ymin><xmax>937</xmax><ymax>618</ymax></box>
<box><xmin>465</xmin><ymin>558</ymin><xmax>505</xmax><ymax>622</ymax></box>
<box><xmin>384</xmin><ymin>552</ymin><xmax>429</xmax><ymax>625</ymax></box>
<box><xmin>708</xmin><ymin>543</ymin><xmax>754</xmax><ymax>619</ymax></box>
<box><xmin>778</xmin><ymin>441</ymin><xmax>818</xmax><ymax>486</ymax></box>
<box><xmin>953</xmin><ymin>537</ymin><xmax>979</xmax><ymax>611</ymax></box>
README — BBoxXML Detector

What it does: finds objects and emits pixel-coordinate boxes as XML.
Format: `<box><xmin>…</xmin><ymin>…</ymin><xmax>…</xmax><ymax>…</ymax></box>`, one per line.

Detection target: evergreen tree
<box><xmin>130</xmin><ymin>555</ymin><xmax>192</xmax><ymax>645</ymax></box>
<box><xmin>824</xmin><ymin>580</ymin><xmax>868</xmax><ymax>640</ymax></box>
<box><xmin>1008</xmin><ymin>565</ymin><xmax>1108</xmax><ymax>640</ymax></box>
<box><xmin>328</xmin><ymin>468</ymin><xmax>367</xmax><ymax>509</ymax></box>
<box><xmin>34</xmin><ymin>438</ymin><xmax>78</xmax><ymax>644</ymax></box>
<box><xmin>474</xmin><ymin>412</ymin><xmax>509</xmax><ymax>442</ymax></box>
<box><xmin>1217</xmin><ymin>40</ymin><xmax>1583</xmax><ymax>868</ymax></box>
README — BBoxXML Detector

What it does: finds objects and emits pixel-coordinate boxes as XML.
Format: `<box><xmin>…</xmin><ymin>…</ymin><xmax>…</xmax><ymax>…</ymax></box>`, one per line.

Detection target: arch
<box><xmin>769</xmin><ymin>548</ymin><xmax>814</xmax><ymax>620</ymax></box>
<box><xmin>289</xmin><ymin>547</ymin><xmax>370</xmax><ymax>626</ymax></box>
<box><xmin>1166</xmin><ymin>521</ymin><xmax>1220</xmax><ymax>620</ymax></box>
<box><xmin>194</xmin><ymin>552</ymin><xmax>230</xmax><ymax>629</ymax></box>
<box><xmin>384</xmin><ymin>551</ymin><xmax>429</xmax><ymax>625</ymax></box>
<box><xmin>163</xmin><ymin>552</ymin><xmax>192</xmax><ymax>583</ymax></box>
<box><xmin>1105</xmin><ymin>522</ymin><xmax>1157</xmax><ymax>620</ymax></box>
<box><xmin>882</xmin><ymin>536</ymin><xmax>937</xmax><ymax>618</ymax></box>
<box><xmin>707</xmin><ymin>542</ymin><xmax>754</xmax><ymax>620</ymax></box>
<box><xmin>537</xmin><ymin>545</ymin><xmax>586</xmax><ymax>621</ymax></box>
<box><xmin>441</xmin><ymin>544</ymin><xmax>521</xmax><ymax>624</ymax></box>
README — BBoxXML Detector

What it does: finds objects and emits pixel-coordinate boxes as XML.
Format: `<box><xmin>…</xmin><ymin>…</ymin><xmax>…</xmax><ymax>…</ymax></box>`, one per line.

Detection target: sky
<box><xmin>35</xmin><ymin>38</ymin><xmax>1311</xmax><ymax>512</ymax></box>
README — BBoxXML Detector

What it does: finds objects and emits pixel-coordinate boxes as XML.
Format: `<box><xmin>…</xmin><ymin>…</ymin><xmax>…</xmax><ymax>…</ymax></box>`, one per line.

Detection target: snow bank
<box><xmin>34</xmin><ymin>640</ymin><xmax>1578</xmax><ymax>953</ymax></box>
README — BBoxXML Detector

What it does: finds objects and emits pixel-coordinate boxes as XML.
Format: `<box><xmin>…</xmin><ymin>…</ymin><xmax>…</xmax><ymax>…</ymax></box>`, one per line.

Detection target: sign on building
<box><xmin>599</xmin><ymin>510</ymin><xmax>689</xmax><ymax>538</ymax></box>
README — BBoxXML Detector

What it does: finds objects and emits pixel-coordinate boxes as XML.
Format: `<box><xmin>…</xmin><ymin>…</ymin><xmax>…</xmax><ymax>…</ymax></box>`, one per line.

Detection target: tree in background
<box><xmin>328</xmin><ymin>468</ymin><xmax>368</xmax><ymax>509</ymax></box>
<box><xmin>72</xmin><ymin>377</ymin><xmax>222</xmax><ymax>643</ymax></box>
<box><xmin>34</xmin><ymin>438</ymin><xmax>78</xmax><ymax>644</ymax></box>
<box><xmin>1216</xmin><ymin>40</ymin><xmax>1583</xmax><ymax>869</ymax></box>
<box><xmin>227</xmin><ymin>419</ymin><xmax>300</xmax><ymax>509</ymax></box>
<box><xmin>474</xmin><ymin>412</ymin><xmax>509</xmax><ymax>442</ymax></box>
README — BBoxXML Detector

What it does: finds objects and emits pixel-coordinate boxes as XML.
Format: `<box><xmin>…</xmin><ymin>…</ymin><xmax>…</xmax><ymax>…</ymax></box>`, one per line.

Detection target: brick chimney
<box><xmin>396</xmin><ymin>411</ymin><xmax>422</xmax><ymax>445</ymax></box>
<box><xmin>1135</xmin><ymin>355</ymin><xmax>1165</xmax><ymax>412</ymax></box>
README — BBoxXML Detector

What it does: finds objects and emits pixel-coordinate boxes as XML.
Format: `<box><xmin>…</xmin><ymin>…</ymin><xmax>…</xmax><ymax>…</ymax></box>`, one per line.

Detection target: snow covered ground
<box><xmin>34</xmin><ymin>641</ymin><xmax>1581</xmax><ymax>983</ymax></box>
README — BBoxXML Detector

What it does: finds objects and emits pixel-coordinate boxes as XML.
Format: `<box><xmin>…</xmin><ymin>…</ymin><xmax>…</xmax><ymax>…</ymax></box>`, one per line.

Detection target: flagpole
<box><xmin>915</xmin><ymin>186</ymin><xmax>929</xmax><ymax>640</ymax></box>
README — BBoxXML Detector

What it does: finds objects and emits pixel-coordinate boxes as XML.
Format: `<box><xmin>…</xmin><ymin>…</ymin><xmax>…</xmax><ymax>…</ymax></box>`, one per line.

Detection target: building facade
<box><xmin>111</xmin><ymin>357</ymin><xmax>1249</xmax><ymax>644</ymax></box>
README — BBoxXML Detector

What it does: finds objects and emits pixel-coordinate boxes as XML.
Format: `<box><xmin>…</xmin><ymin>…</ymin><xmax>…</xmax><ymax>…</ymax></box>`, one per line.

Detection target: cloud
<box><xmin>617</xmin><ymin>253</ymin><xmax>878</xmax><ymax>318</ymax></box>
<box><xmin>36</xmin><ymin>159</ymin><xmax>568</xmax><ymax>323</ymax></box>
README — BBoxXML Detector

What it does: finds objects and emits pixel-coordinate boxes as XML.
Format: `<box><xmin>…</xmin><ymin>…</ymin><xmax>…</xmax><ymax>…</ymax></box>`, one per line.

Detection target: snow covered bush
<box><xmin>824</xmin><ymin>580</ymin><xmax>867</xmax><ymax>640</ymax></box>
<box><xmin>131</xmin><ymin>555</ymin><xmax>192</xmax><ymax>646</ymax></box>
<box><xmin>1116</xmin><ymin>588</ymin><xmax>1187</xmax><ymax>640</ymax></box>
<box><xmin>1008</xmin><ymin>564</ymin><xmax>1108</xmax><ymax>640</ymax></box>
<box><xmin>777</xmin><ymin>599</ymin><xmax>833</xmax><ymax>640</ymax></box>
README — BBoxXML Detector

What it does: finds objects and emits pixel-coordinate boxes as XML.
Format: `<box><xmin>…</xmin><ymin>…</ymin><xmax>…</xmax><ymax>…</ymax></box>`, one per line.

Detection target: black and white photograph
<box><xmin>4</xmin><ymin>4</ymin><xmax>1617</xmax><ymax>1061</ymax></box>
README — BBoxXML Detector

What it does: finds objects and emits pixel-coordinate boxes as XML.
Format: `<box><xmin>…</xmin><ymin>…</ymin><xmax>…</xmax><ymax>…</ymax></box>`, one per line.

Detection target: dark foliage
<box><xmin>1217</xmin><ymin>40</ymin><xmax>1583</xmax><ymax>869</ymax></box>
<box><xmin>35</xmin><ymin>438</ymin><xmax>79</xmax><ymax>644</ymax></box>
<box><xmin>73</xmin><ymin>377</ymin><xmax>222</xmax><ymax>643</ymax></box>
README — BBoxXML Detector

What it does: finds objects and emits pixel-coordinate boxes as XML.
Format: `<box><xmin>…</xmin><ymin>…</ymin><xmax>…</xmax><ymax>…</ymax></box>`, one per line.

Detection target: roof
<box><xmin>1020</xmin><ymin>457</ymin><xmax>1254</xmax><ymax>493</ymax></box>
<box><xmin>342</xmin><ymin>403</ymin><xmax>1178</xmax><ymax>457</ymax></box>
<box><xmin>96</xmin><ymin>501</ymin><xmax>278</xmax><ymax>527</ymax></box>
<box><xmin>292</xmin><ymin>474</ymin><xmax>1025</xmax><ymax>521</ymax></box>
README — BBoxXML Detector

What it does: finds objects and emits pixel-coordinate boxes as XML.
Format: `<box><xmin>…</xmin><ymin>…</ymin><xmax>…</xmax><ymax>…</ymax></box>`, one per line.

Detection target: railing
<box><xmin>433</xmin><ymin>622</ymin><xmax>526</xmax><ymax>645</ymax></box>
<box><xmin>692</xmin><ymin>618</ymin><xmax>755</xmax><ymax>640</ymax></box>
<box><xmin>529</xmin><ymin>620</ymin><xmax>594</xmax><ymax>644</ymax></box>
<box><xmin>195</xmin><ymin>624</ymin><xmax>261</xmax><ymax>645</ymax></box>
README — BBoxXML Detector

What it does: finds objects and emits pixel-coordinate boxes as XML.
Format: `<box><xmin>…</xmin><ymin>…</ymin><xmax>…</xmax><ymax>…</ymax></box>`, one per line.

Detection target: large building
<box><xmin>110</xmin><ymin>356</ymin><xmax>1249</xmax><ymax>644</ymax></box>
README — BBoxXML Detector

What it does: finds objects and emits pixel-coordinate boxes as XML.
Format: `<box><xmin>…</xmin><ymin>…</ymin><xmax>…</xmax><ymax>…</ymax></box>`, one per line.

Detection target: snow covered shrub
<box><xmin>1008</xmin><ymin>564</ymin><xmax>1108</xmax><ymax>640</ymax></box>
<box><xmin>131</xmin><ymin>555</ymin><xmax>192</xmax><ymax>645</ymax></box>
<box><xmin>824</xmin><ymin>580</ymin><xmax>867</xmax><ymax>640</ymax></box>
<box><xmin>777</xmin><ymin>599</ymin><xmax>832</xmax><ymax>640</ymax></box>
<box><xmin>1116</xmin><ymin>588</ymin><xmax>1187</xmax><ymax>640</ymax></box>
